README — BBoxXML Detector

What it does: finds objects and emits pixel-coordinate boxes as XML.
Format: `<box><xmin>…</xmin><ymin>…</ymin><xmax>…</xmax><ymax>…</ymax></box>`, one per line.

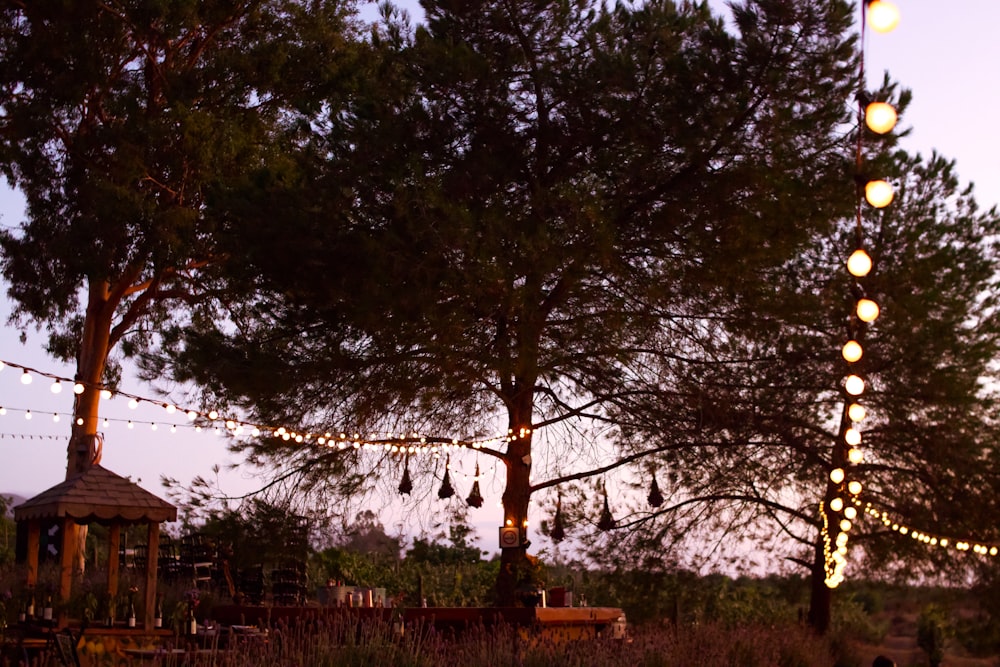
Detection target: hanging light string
<box><xmin>857</xmin><ymin>496</ymin><xmax>999</xmax><ymax>556</ymax></box>
<box><xmin>0</xmin><ymin>358</ymin><xmax>529</xmax><ymax>454</ymax></box>
<box><xmin>822</xmin><ymin>0</ymin><xmax>901</xmax><ymax>590</ymax></box>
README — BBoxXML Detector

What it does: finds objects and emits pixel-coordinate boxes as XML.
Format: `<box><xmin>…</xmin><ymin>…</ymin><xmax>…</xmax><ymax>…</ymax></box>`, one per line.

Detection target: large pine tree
<box><xmin>160</xmin><ymin>0</ymin><xmax>865</xmax><ymax>607</ymax></box>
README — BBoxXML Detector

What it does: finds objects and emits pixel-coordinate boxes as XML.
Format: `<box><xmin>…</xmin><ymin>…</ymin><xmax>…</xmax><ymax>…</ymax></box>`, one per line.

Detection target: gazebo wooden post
<box><xmin>58</xmin><ymin>518</ymin><xmax>78</xmax><ymax>628</ymax></box>
<box><xmin>144</xmin><ymin>522</ymin><xmax>160</xmax><ymax>629</ymax></box>
<box><xmin>25</xmin><ymin>522</ymin><xmax>40</xmax><ymax>589</ymax></box>
<box><xmin>107</xmin><ymin>524</ymin><xmax>121</xmax><ymax>602</ymax></box>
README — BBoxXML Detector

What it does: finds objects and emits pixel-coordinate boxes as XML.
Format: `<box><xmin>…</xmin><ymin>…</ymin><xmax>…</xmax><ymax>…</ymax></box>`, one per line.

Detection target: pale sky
<box><xmin>0</xmin><ymin>1</ymin><xmax>995</xmax><ymax>520</ymax></box>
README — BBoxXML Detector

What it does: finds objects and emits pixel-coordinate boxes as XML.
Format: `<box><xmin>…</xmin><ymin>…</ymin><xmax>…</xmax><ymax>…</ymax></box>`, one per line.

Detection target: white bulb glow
<box><xmin>845</xmin><ymin>375</ymin><xmax>865</xmax><ymax>396</ymax></box>
<box><xmin>128</xmin><ymin>398</ymin><xmax>139</xmax><ymax>409</ymax></box>
<box><xmin>100</xmin><ymin>389</ymin><xmax>112</xmax><ymax>400</ymax></box>
<box><xmin>848</xmin><ymin>448</ymin><xmax>864</xmax><ymax>464</ymax></box>
<box><xmin>865</xmin><ymin>102</ymin><xmax>897</xmax><ymax>134</ymax></box>
<box><xmin>867</xmin><ymin>0</ymin><xmax>900</xmax><ymax>33</ymax></box>
<box><xmin>848</xmin><ymin>480</ymin><xmax>863</xmax><ymax>495</ymax></box>
<box><xmin>830</xmin><ymin>497</ymin><xmax>844</xmax><ymax>512</ymax></box>
<box><xmin>842</xmin><ymin>340</ymin><xmax>863</xmax><ymax>363</ymax></box>
<box><xmin>848</xmin><ymin>403</ymin><xmax>866</xmax><ymax>422</ymax></box>
<box><xmin>865</xmin><ymin>180</ymin><xmax>894</xmax><ymax>208</ymax></box>
<box><xmin>847</xmin><ymin>249</ymin><xmax>873</xmax><ymax>277</ymax></box>
<box><xmin>20</xmin><ymin>371</ymin><xmax>32</xmax><ymax>385</ymax></box>
<box><xmin>830</xmin><ymin>468</ymin><xmax>845</xmax><ymax>484</ymax></box>
<box><xmin>50</xmin><ymin>381</ymin><xmax>62</xmax><ymax>394</ymax></box>
<box><xmin>857</xmin><ymin>299</ymin><xmax>880</xmax><ymax>323</ymax></box>
<box><xmin>844</xmin><ymin>506</ymin><xmax>858</xmax><ymax>520</ymax></box>
<box><xmin>73</xmin><ymin>383</ymin><xmax>85</xmax><ymax>395</ymax></box>
<box><xmin>845</xmin><ymin>428</ymin><xmax>862</xmax><ymax>446</ymax></box>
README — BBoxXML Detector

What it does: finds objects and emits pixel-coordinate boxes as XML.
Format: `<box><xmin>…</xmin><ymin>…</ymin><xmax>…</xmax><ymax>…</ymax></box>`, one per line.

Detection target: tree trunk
<box><xmin>67</xmin><ymin>280</ymin><xmax>115</xmax><ymax>476</ymax></box>
<box><xmin>806</xmin><ymin>536</ymin><xmax>831</xmax><ymax>633</ymax></box>
<box><xmin>63</xmin><ymin>282</ymin><xmax>115</xmax><ymax>583</ymax></box>
<box><xmin>493</xmin><ymin>390</ymin><xmax>535</xmax><ymax>607</ymax></box>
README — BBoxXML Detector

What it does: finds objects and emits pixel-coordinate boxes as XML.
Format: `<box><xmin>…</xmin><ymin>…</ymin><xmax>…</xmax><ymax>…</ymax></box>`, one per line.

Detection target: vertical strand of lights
<box><xmin>824</xmin><ymin>0</ymin><xmax>900</xmax><ymax>590</ymax></box>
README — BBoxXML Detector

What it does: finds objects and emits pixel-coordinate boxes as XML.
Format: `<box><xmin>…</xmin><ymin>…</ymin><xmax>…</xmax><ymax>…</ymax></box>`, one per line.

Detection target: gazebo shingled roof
<box><xmin>14</xmin><ymin>464</ymin><xmax>177</xmax><ymax>524</ymax></box>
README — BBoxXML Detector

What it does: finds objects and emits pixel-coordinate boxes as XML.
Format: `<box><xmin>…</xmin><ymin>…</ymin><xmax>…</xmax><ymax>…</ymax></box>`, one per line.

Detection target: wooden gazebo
<box><xmin>14</xmin><ymin>465</ymin><xmax>177</xmax><ymax>628</ymax></box>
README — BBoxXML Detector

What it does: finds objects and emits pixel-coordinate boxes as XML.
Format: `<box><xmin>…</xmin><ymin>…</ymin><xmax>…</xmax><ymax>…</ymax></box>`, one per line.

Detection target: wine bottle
<box><xmin>42</xmin><ymin>595</ymin><xmax>53</xmax><ymax>621</ymax></box>
<box><xmin>154</xmin><ymin>595</ymin><xmax>163</xmax><ymax>628</ymax></box>
<box><xmin>127</xmin><ymin>597</ymin><xmax>136</xmax><ymax>628</ymax></box>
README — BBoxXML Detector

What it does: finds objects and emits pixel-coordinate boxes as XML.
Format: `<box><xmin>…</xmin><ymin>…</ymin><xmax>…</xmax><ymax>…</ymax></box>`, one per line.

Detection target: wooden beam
<box><xmin>144</xmin><ymin>523</ymin><xmax>160</xmax><ymax>629</ymax></box>
<box><xmin>25</xmin><ymin>522</ymin><xmax>40</xmax><ymax>589</ymax></box>
<box><xmin>58</xmin><ymin>519</ymin><xmax>77</xmax><ymax>629</ymax></box>
<box><xmin>107</xmin><ymin>524</ymin><xmax>121</xmax><ymax>601</ymax></box>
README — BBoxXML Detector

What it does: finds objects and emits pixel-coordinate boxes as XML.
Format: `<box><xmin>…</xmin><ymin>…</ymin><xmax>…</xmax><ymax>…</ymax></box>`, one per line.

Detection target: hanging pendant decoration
<box><xmin>438</xmin><ymin>455</ymin><xmax>455</xmax><ymax>499</ymax></box>
<box><xmin>398</xmin><ymin>457</ymin><xmax>413</xmax><ymax>496</ymax></box>
<box><xmin>551</xmin><ymin>493</ymin><xmax>566</xmax><ymax>543</ymax></box>
<box><xmin>648</xmin><ymin>474</ymin><xmax>664</xmax><ymax>508</ymax></box>
<box><xmin>597</xmin><ymin>483</ymin><xmax>615</xmax><ymax>531</ymax></box>
<box><xmin>466</xmin><ymin>462</ymin><xmax>484</xmax><ymax>508</ymax></box>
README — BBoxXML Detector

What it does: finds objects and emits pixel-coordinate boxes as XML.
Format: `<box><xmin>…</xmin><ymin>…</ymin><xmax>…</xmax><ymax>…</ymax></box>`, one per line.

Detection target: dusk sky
<box><xmin>0</xmin><ymin>1</ymin><xmax>994</xmax><ymax>522</ymax></box>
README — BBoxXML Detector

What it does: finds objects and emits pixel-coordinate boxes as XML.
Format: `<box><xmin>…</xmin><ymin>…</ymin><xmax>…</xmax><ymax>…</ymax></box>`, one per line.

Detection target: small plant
<box><xmin>917</xmin><ymin>604</ymin><xmax>952</xmax><ymax>667</ymax></box>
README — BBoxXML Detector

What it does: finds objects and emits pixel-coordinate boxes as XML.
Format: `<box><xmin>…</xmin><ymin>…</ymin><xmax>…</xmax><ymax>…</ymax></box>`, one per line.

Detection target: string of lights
<box><xmin>822</xmin><ymin>0</ymin><xmax>901</xmax><ymax>590</ymax></box>
<box><xmin>0</xmin><ymin>358</ymin><xmax>529</xmax><ymax>456</ymax></box>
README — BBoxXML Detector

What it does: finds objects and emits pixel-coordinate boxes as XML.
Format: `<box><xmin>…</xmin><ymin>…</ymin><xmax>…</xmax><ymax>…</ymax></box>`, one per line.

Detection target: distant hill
<box><xmin>1</xmin><ymin>493</ymin><xmax>27</xmax><ymax>516</ymax></box>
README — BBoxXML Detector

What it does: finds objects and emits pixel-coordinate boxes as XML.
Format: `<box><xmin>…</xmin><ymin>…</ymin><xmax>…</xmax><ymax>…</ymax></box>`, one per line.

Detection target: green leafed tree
<box><xmin>153</xmin><ymin>0</ymin><xmax>870</xmax><ymax>609</ymax></box>
<box><xmin>0</xmin><ymin>0</ymin><xmax>359</xmax><ymax>587</ymax></box>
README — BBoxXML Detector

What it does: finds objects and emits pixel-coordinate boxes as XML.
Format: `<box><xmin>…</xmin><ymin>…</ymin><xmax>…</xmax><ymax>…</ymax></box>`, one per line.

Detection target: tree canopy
<box><xmin>154</xmin><ymin>0</ymin><xmax>873</xmax><ymax>608</ymax></box>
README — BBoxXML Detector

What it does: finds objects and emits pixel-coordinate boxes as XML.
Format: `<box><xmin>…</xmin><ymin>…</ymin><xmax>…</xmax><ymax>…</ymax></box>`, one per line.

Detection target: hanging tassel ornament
<box><xmin>438</xmin><ymin>455</ymin><xmax>455</xmax><ymax>499</ymax></box>
<box><xmin>597</xmin><ymin>483</ymin><xmax>615</xmax><ymax>531</ymax></box>
<box><xmin>551</xmin><ymin>494</ymin><xmax>566</xmax><ymax>543</ymax></box>
<box><xmin>398</xmin><ymin>458</ymin><xmax>413</xmax><ymax>496</ymax></box>
<box><xmin>466</xmin><ymin>463</ymin><xmax>484</xmax><ymax>508</ymax></box>
<box><xmin>648</xmin><ymin>474</ymin><xmax>664</xmax><ymax>508</ymax></box>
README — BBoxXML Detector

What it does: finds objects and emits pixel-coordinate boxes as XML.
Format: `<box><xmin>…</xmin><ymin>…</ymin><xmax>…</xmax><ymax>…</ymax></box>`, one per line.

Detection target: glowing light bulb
<box><xmin>867</xmin><ymin>0</ymin><xmax>900</xmax><ymax>33</ymax></box>
<box><xmin>845</xmin><ymin>375</ymin><xmax>865</xmax><ymax>396</ymax></box>
<box><xmin>830</xmin><ymin>468</ymin><xmax>845</xmax><ymax>484</ymax></box>
<box><xmin>847</xmin><ymin>249</ymin><xmax>873</xmax><ymax>277</ymax></box>
<box><xmin>208</xmin><ymin>410</ymin><xmax>219</xmax><ymax>420</ymax></box>
<box><xmin>20</xmin><ymin>371</ymin><xmax>32</xmax><ymax>385</ymax></box>
<box><xmin>840</xmin><ymin>519</ymin><xmax>852</xmax><ymax>532</ymax></box>
<box><xmin>100</xmin><ymin>389</ymin><xmax>112</xmax><ymax>400</ymax></box>
<box><xmin>844</xmin><ymin>506</ymin><xmax>858</xmax><ymax>520</ymax></box>
<box><xmin>848</xmin><ymin>448</ymin><xmax>864</xmax><ymax>464</ymax></box>
<box><xmin>52</xmin><ymin>413</ymin><xmax>60</xmax><ymax>423</ymax></box>
<box><xmin>848</xmin><ymin>403</ymin><xmax>866</xmax><ymax>422</ymax></box>
<box><xmin>848</xmin><ymin>480</ymin><xmax>862</xmax><ymax>495</ymax></box>
<box><xmin>50</xmin><ymin>380</ymin><xmax>62</xmax><ymax>394</ymax></box>
<box><xmin>165</xmin><ymin>403</ymin><xmax>176</xmax><ymax>414</ymax></box>
<box><xmin>830</xmin><ymin>497</ymin><xmax>844</xmax><ymax>512</ymax></box>
<box><xmin>128</xmin><ymin>398</ymin><xmax>139</xmax><ymax>409</ymax></box>
<box><xmin>127</xmin><ymin>420</ymin><xmax>134</xmax><ymax>429</ymax></box>
<box><xmin>856</xmin><ymin>298</ymin><xmax>880</xmax><ymax>323</ymax></box>
<box><xmin>845</xmin><ymin>428</ymin><xmax>862</xmax><ymax>446</ymax></box>
<box><xmin>73</xmin><ymin>383</ymin><xmax>85</xmax><ymax>395</ymax></box>
<box><xmin>842</xmin><ymin>340</ymin><xmax>863</xmax><ymax>363</ymax></box>
<box><xmin>0</xmin><ymin>407</ymin><xmax>6</xmax><ymax>416</ymax></box>
<box><xmin>865</xmin><ymin>102</ymin><xmax>897</xmax><ymax>134</ymax></box>
<box><xmin>865</xmin><ymin>180</ymin><xmax>894</xmax><ymax>208</ymax></box>
<box><xmin>836</xmin><ymin>532</ymin><xmax>849</xmax><ymax>548</ymax></box>
<box><xmin>24</xmin><ymin>410</ymin><xmax>32</xmax><ymax>420</ymax></box>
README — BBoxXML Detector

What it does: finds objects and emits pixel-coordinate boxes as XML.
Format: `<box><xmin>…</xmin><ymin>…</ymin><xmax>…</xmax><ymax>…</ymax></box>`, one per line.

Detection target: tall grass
<box><xmin>12</xmin><ymin>615</ymin><xmax>841</xmax><ymax>667</ymax></box>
